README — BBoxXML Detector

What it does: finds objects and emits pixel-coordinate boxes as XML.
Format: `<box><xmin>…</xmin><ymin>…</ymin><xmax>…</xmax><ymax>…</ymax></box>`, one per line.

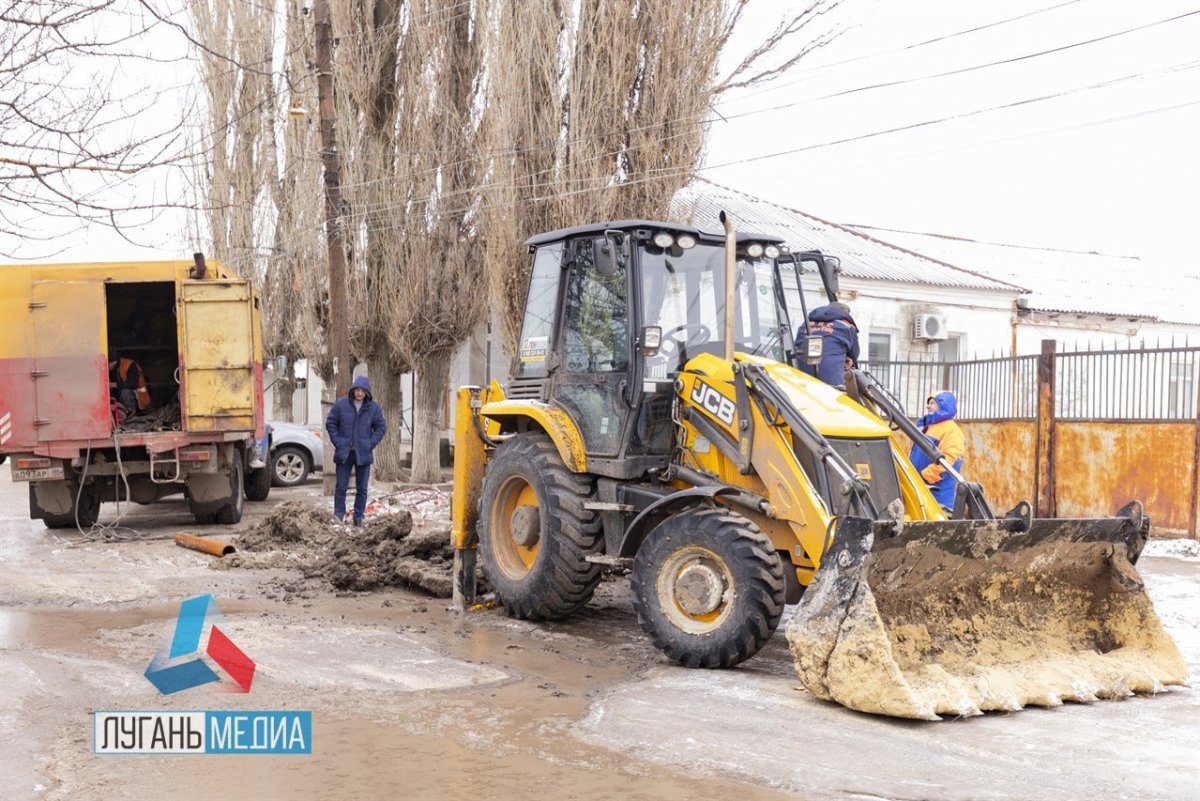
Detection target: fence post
<box><xmin>1035</xmin><ymin>339</ymin><xmax>1057</xmax><ymax>518</ymax></box>
<box><xmin>1191</xmin><ymin>384</ymin><xmax>1200</xmax><ymax>539</ymax></box>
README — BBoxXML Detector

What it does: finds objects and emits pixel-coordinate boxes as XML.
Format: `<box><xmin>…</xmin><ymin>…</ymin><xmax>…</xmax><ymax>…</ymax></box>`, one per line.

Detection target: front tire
<box><xmin>631</xmin><ymin>506</ymin><xmax>785</xmax><ymax>668</ymax></box>
<box><xmin>477</xmin><ymin>433</ymin><xmax>601</xmax><ymax>621</ymax></box>
<box><xmin>245</xmin><ymin>463</ymin><xmax>271</xmax><ymax>501</ymax></box>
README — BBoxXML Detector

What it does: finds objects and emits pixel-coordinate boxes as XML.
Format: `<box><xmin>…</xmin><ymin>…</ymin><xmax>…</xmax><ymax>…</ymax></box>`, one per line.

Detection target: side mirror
<box><xmin>800</xmin><ymin>334</ymin><xmax>824</xmax><ymax>365</ymax></box>
<box><xmin>818</xmin><ymin>256</ymin><xmax>840</xmax><ymax>301</ymax></box>
<box><xmin>594</xmin><ymin>235</ymin><xmax>618</xmax><ymax>276</ymax></box>
<box><xmin>640</xmin><ymin>326</ymin><xmax>662</xmax><ymax>357</ymax></box>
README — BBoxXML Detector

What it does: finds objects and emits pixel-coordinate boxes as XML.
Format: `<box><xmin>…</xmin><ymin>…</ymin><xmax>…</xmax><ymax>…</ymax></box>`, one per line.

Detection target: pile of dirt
<box><xmin>219</xmin><ymin>500</ymin><xmax>476</xmax><ymax>598</ymax></box>
<box><xmin>237</xmin><ymin>501</ymin><xmax>333</xmax><ymax>550</ymax></box>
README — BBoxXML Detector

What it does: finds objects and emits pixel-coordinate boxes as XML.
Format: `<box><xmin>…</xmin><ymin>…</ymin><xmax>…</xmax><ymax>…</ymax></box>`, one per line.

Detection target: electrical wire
<box><xmin>258</xmin><ymin>61</ymin><xmax>1200</xmax><ymax>242</ymax></box>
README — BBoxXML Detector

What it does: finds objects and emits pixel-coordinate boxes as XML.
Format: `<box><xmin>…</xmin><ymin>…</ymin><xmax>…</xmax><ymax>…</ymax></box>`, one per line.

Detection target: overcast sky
<box><xmin>9</xmin><ymin>0</ymin><xmax>1199</xmax><ymax>275</ymax></box>
<box><xmin>706</xmin><ymin>0</ymin><xmax>1200</xmax><ymax>274</ymax></box>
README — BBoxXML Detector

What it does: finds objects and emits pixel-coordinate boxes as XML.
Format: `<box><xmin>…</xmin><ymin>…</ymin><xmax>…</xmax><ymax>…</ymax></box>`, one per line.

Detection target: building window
<box><xmin>867</xmin><ymin>332</ymin><xmax>892</xmax><ymax>386</ymax></box>
<box><xmin>1168</xmin><ymin>353</ymin><xmax>1197</xmax><ymax>419</ymax></box>
<box><xmin>868</xmin><ymin>332</ymin><xmax>891</xmax><ymax>365</ymax></box>
<box><xmin>937</xmin><ymin>335</ymin><xmax>961</xmax><ymax>362</ymax></box>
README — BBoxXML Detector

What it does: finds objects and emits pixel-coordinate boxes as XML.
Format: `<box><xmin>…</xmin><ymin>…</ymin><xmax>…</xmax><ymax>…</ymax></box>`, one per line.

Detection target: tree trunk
<box><xmin>410</xmin><ymin>353</ymin><xmax>451</xmax><ymax>484</ymax></box>
<box><xmin>367</xmin><ymin>353</ymin><xmax>406</xmax><ymax>482</ymax></box>
<box><xmin>272</xmin><ymin>359</ymin><xmax>296</xmax><ymax>422</ymax></box>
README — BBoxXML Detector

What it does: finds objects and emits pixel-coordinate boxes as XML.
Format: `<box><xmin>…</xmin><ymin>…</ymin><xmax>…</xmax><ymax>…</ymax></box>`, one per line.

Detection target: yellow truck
<box><xmin>0</xmin><ymin>255</ymin><xmax>269</xmax><ymax>527</ymax></box>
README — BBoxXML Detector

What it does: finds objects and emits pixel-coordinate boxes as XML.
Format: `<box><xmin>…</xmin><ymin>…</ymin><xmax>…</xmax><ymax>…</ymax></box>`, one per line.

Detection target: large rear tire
<box><xmin>631</xmin><ymin>506</ymin><xmax>785</xmax><ymax>668</ymax></box>
<box><xmin>214</xmin><ymin>459</ymin><xmax>245</xmax><ymax>524</ymax></box>
<box><xmin>478</xmin><ymin>433</ymin><xmax>601</xmax><ymax>621</ymax></box>
<box><xmin>42</xmin><ymin>484</ymin><xmax>101</xmax><ymax>529</ymax></box>
<box><xmin>245</xmin><ymin>463</ymin><xmax>271</xmax><ymax>502</ymax></box>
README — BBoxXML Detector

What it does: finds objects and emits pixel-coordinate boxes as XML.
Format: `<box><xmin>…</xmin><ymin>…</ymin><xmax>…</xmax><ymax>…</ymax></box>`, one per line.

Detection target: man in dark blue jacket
<box><xmin>800</xmin><ymin>302</ymin><xmax>860</xmax><ymax>388</ymax></box>
<box><xmin>325</xmin><ymin>375</ymin><xmax>387</xmax><ymax>525</ymax></box>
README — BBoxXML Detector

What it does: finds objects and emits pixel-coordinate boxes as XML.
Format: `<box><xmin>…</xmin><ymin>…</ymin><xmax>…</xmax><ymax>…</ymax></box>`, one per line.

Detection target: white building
<box><xmin>273</xmin><ymin>181</ymin><xmax>1198</xmax><ymax>431</ymax></box>
<box><xmin>851</xmin><ymin>224</ymin><xmax>1200</xmax><ymax>352</ymax></box>
<box><xmin>674</xmin><ymin>182</ymin><xmax>1026</xmax><ymax>365</ymax></box>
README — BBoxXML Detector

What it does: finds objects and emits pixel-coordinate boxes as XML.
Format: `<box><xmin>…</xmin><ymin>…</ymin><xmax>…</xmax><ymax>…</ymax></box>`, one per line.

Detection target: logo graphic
<box><xmin>144</xmin><ymin>594</ymin><xmax>255</xmax><ymax>695</ymax></box>
<box><xmin>690</xmin><ymin>379</ymin><xmax>736</xmax><ymax>426</ymax></box>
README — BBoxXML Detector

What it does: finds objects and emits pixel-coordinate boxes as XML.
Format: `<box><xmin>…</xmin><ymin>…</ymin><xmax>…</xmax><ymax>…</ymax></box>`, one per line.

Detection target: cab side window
<box><xmin>561</xmin><ymin>239</ymin><xmax>628</xmax><ymax>374</ymax></box>
<box><xmin>515</xmin><ymin>243</ymin><xmax>563</xmax><ymax>379</ymax></box>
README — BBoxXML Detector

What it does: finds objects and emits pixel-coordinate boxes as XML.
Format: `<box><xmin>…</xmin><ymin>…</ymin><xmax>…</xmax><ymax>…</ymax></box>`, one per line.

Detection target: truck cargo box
<box><xmin>0</xmin><ymin>257</ymin><xmax>269</xmax><ymax>527</ymax></box>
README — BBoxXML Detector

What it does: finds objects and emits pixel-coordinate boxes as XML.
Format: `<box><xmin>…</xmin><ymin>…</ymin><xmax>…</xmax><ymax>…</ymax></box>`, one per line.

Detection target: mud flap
<box><xmin>787</xmin><ymin>511</ymin><xmax>1189</xmax><ymax>720</ymax></box>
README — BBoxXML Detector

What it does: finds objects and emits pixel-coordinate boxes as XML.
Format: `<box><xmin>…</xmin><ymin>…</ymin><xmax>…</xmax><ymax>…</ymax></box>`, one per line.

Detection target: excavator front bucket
<box><xmin>787</xmin><ymin>507</ymin><xmax>1189</xmax><ymax>720</ymax></box>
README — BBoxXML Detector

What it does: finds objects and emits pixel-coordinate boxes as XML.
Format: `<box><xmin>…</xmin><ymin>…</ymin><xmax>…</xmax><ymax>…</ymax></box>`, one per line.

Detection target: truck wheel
<box><xmin>214</xmin><ymin>459</ymin><xmax>245</xmax><ymax>524</ymax></box>
<box><xmin>245</xmin><ymin>463</ymin><xmax>271</xmax><ymax>502</ymax></box>
<box><xmin>631</xmin><ymin>507</ymin><xmax>785</xmax><ymax>668</ymax></box>
<box><xmin>477</xmin><ymin>433</ymin><xmax>601</xmax><ymax>621</ymax></box>
<box><xmin>270</xmin><ymin>446</ymin><xmax>310</xmax><ymax>487</ymax></box>
<box><xmin>43</xmin><ymin>484</ymin><xmax>102</xmax><ymax>530</ymax></box>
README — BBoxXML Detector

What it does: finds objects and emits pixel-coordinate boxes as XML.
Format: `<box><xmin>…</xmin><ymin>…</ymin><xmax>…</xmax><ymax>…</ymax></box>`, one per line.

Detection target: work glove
<box><xmin>914</xmin><ymin>415</ymin><xmax>927</xmax><ymax>428</ymax></box>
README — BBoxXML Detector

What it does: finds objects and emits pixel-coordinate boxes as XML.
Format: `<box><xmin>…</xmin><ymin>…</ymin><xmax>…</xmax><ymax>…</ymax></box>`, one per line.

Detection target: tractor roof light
<box><xmin>745</xmin><ymin>242</ymin><xmax>765</xmax><ymax>258</ymax></box>
<box><xmin>764</xmin><ymin>244</ymin><xmax>781</xmax><ymax>259</ymax></box>
<box><xmin>676</xmin><ymin>233</ymin><xmax>697</xmax><ymax>249</ymax></box>
<box><xmin>653</xmin><ymin>231</ymin><xmax>675</xmax><ymax>249</ymax></box>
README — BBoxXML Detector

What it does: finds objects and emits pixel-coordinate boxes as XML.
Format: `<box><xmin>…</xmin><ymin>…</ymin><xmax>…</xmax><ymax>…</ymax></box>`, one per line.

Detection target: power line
<box><xmin>701</xmin><ymin>66</ymin><xmax>1200</xmax><ymax>173</ymax></box>
<box><xmin>280</xmin><ymin>58</ymin><xmax>1200</xmax><ymax>206</ymax></box>
<box><xmin>723</xmin><ymin>0</ymin><xmax>1091</xmax><ymax>105</ymax></box>
<box><xmin>271</xmin><ymin>94</ymin><xmax>1200</xmax><ymax>248</ymax></box>
<box><xmin>822</xmin><ymin>9</ymin><xmax>1200</xmax><ymax>101</ymax></box>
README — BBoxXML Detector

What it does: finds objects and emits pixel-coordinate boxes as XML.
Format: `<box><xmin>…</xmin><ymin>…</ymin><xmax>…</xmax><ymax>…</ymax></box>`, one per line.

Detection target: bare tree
<box><xmin>190</xmin><ymin>0</ymin><xmax>274</xmax><ymax>278</ymax></box>
<box><xmin>192</xmin><ymin>0</ymin><xmax>326</xmax><ymax>422</ymax></box>
<box><xmin>483</xmin><ymin>0</ymin><xmax>841</xmax><ymax>350</ymax></box>
<box><xmin>262</xmin><ymin>2</ymin><xmax>327</xmax><ymax>421</ymax></box>
<box><xmin>328</xmin><ymin>0</ymin><xmax>490</xmax><ymax>483</ymax></box>
<box><xmin>332</xmin><ymin>0</ymin><xmax>412</xmax><ymax>478</ymax></box>
<box><xmin>385</xmin><ymin>0</ymin><xmax>489</xmax><ymax>483</ymax></box>
<box><xmin>0</xmin><ymin>0</ymin><xmax>192</xmax><ymax>257</ymax></box>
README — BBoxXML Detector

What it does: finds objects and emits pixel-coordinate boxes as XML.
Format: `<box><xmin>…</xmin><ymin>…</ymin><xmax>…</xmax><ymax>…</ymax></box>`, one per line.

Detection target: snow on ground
<box><xmin>1144</xmin><ymin>537</ymin><xmax>1200</xmax><ymax>561</ymax></box>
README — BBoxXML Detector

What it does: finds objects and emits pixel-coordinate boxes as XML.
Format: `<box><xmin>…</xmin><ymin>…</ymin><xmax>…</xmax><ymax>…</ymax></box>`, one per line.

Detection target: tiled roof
<box><xmin>672</xmin><ymin>181</ymin><xmax>1022</xmax><ymax>293</ymax></box>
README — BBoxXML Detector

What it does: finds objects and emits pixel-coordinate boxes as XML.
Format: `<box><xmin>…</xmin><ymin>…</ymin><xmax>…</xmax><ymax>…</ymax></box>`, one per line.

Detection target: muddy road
<box><xmin>1</xmin><ymin>472</ymin><xmax>1197</xmax><ymax>801</ymax></box>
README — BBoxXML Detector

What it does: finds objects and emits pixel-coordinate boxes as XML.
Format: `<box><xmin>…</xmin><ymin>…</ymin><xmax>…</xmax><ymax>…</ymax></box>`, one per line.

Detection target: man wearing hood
<box><xmin>325</xmin><ymin>375</ymin><xmax>387</xmax><ymax>525</ymax></box>
<box><xmin>909</xmin><ymin>391</ymin><xmax>965</xmax><ymax>512</ymax></box>
<box><xmin>801</xmin><ymin>302</ymin><xmax>860</xmax><ymax>388</ymax></box>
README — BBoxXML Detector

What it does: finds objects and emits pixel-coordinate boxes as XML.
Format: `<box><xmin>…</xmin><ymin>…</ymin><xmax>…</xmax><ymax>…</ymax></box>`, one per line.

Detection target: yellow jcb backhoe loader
<box><xmin>450</xmin><ymin>215</ymin><xmax>1187</xmax><ymax>720</ymax></box>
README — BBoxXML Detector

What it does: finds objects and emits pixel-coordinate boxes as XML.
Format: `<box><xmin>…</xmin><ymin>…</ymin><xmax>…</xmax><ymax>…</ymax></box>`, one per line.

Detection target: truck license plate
<box><xmin>12</xmin><ymin>466</ymin><xmax>64</xmax><ymax>482</ymax></box>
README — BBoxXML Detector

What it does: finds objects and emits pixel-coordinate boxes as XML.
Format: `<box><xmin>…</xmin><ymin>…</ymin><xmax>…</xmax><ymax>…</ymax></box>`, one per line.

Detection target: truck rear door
<box><xmin>30</xmin><ymin>278</ymin><xmax>111</xmax><ymax>442</ymax></box>
<box><xmin>178</xmin><ymin>278</ymin><xmax>256</xmax><ymax>432</ymax></box>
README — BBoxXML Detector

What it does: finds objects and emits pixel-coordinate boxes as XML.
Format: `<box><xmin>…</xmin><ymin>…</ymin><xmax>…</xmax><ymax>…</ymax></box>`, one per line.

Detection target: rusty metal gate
<box><xmin>864</xmin><ymin>341</ymin><xmax>1200</xmax><ymax>538</ymax></box>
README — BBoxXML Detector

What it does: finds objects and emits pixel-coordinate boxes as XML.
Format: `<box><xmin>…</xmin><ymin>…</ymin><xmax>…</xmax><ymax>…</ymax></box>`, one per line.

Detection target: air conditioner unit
<box><xmin>913</xmin><ymin>312</ymin><xmax>949</xmax><ymax>341</ymax></box>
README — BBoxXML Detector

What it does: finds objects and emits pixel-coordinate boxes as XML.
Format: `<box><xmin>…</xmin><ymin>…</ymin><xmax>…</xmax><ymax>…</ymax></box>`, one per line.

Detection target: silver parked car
<box><xmin>266</xmin><ymin>421</ymin><xmax>325</xmax><ymax>486</ymax></box>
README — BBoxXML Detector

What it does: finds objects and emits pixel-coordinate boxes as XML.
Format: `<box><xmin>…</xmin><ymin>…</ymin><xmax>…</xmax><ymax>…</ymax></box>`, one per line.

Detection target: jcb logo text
<box><xmin>690</xmin><ymin>380</ymin><xmax>736</xmax><ymax>426</ymax></box>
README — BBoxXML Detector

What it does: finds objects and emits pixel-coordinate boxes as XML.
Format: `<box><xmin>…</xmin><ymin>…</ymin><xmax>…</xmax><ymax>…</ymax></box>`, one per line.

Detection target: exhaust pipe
<box><xmin>190</xmin><ymin>252</ymin><xmax>208</xmax><ymax>280</ymax></box>
<box><xmin>720</xmin><ymin>211</ymin><xmax>736</xmax><ymax>362</ymax></box>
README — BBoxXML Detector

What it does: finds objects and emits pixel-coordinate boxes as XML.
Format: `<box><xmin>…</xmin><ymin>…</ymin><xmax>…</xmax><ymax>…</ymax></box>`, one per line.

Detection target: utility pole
<box><xmin>314</xmin><ymin>0</ymin><xmax>351</xmax><ymax>397</ymax></box>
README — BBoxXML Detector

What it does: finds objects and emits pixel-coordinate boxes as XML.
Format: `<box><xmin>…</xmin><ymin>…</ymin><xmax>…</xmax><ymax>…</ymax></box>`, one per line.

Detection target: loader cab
<box><xmin>774</xmin><ymin>250</ymin><xmax>841</xmax><ymax>367</ymax></box>
<box><xmin>514</xmin><ymin>221</ymin><xmax>792</xmax><ymax>479</ymax></box>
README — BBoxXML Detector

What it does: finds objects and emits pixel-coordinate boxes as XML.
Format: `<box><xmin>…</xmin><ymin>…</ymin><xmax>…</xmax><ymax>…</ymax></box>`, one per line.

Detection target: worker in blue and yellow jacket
<box><xmin>909</xmin><ymin>390</ymin><xmax>965</xmax><ymax>512</ymax></box>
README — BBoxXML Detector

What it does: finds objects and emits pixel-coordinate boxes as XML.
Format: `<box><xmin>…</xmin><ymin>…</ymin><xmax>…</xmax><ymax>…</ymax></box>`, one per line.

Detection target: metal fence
<box><xmin>861</xmin><ymin>355</ymin><xmax>1039</xmax><ymax>420</ymax></box>
<box><xmin>1056</xmin><ymin>345</ymin><xmax>1198</xmax><ymax>420</ymax></box>
<box><xmin>862</xmin><ymin>343</ymin><xmax>1199</xmax><ymax>422</ymax></box>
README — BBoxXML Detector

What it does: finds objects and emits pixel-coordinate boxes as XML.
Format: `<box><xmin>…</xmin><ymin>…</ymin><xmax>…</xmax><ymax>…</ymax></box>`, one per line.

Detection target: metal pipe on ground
<box><xmin>174</xmin><ymin>532</ymin><xmax>236</xmax><ymax>557</ymax></box>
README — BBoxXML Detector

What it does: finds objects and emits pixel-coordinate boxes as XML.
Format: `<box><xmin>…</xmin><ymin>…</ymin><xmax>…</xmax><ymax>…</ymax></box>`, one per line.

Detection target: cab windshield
<box><xmin>640</xmin><ymin>242</ymin><xmax>785</xmax><ymax>376</ymax></box>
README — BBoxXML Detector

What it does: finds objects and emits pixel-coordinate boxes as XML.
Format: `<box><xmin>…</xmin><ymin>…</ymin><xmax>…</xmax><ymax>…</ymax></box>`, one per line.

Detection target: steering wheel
<box><xmin>658</xmin><ymin>323</ymin><xmax>712</xmax><ymax>362</ymax></box>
